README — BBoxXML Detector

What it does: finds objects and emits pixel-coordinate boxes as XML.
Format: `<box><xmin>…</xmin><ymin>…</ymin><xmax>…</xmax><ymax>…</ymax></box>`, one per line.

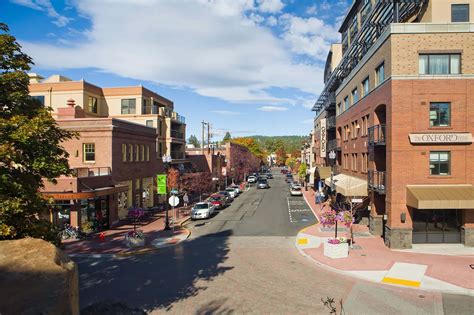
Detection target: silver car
<box><xmin>191</xmin><ymin>202</ymin><xmax>215</xmax><ymax>220</ymax></box>
<box><xmin>257</xmin><ymin>179</ymin><xmax>269</xmax><ymax>189</ymax></box>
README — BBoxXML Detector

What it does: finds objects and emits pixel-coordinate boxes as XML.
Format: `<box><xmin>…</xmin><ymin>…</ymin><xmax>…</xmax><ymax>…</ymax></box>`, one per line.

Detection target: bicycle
<box><xmin>58</xmin><ymin>224</ymin><xmax>84</xmax><ymax>240</ymax></box>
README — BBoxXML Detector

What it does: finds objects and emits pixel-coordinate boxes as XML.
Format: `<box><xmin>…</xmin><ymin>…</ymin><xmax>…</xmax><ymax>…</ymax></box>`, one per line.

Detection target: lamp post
<box><xmin>162</xmin><ymin>154</ymin><xmax>172</xmax><ymax>230</ymax></box>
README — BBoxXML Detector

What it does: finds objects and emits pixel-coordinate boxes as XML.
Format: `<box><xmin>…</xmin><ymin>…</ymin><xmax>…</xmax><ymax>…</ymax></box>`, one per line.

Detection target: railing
<box><xmin>172</xmin><ymin>112</ymin><xmax>186</xmax><ymax>124</ymax></box>
<box><xmin>360</xmin><ymin>0</ymin><xmax>372</xmax><ymax>25</ymax></box>
<box><xmin>74</xmin><ymin>167</ymin><xmax>111</xmax><ymax>178</ymax></box>
<box><xmin>142</xmin><ymin>105</ymin><xmax>158</xmax><ymax>115</ymax></box>
<box><xmin>327</xmin><ymin>116</ymin><xmax>336</xmax><ymax>129</ymax></box>
<box><xmin>368</xmin><ymin>124</ymin><xmax>386</xmax><ymax>146</ymax></box>
<box><xmin>368</xmin><ymin>170</ymin><xmax>386</xmax><ymax>194</ymax></box>
<box><xmin>327</xmin><ymin>138</ymin><xmax>342</xmax><ymax>152</ymax></box>
<box><xmin>171</xmin><ymin>151</ymin><xmax>185</xmax><ymax>160</ymax></box>
<box><xmin>171</xmin><ymin>129</ymin><xmax>184</xmax><ymax>139</ymax></box>
<box><xmin>159</xmin><ymin>107</ymin><xmax>172</xmax><ymax>118</ymax></box>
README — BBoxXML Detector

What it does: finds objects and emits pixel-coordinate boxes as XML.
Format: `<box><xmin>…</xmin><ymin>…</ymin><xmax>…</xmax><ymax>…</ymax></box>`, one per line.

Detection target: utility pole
<box><xmin>201</xmin><ymin>121</ymin><xmax>206</xmax><ymax>153</ymax></box>
<box><xmin>207</xmin><ymin>122</ymin><xmax>211</xmax><ymax>154</ymax></box>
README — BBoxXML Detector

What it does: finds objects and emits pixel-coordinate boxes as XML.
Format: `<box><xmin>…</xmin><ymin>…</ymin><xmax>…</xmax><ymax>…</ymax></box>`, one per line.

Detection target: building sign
<box><xmin>409</xmin><ymin>133</ymin><xmax>472</xmax><ymax>144</ymax></box>
<box><xmin>320</xmin><ymin>118</ymin><xmax>327</xmax><ymax>158</ymax></box>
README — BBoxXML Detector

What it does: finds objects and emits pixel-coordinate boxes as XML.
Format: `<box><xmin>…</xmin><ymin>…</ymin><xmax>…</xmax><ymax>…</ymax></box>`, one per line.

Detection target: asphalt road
<box><xmin>73</xmin><ymin>169</ymin><xmax>474</xmax><ymax>314</ymax></box>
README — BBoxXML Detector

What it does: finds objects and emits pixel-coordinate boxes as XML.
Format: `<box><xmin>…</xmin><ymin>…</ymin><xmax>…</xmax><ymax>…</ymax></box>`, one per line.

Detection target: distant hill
<box><xmin>247</xmin><ymin>135</ymin><xmax>309</xmax><ymax>154</ymax></box>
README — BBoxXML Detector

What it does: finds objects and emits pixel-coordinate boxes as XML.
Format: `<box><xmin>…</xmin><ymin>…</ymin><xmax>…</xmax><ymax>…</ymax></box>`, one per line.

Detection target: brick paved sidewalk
<box><xmin>300</xmin><ymin>189</ymin><xmax>474</xmax><ymax>294</ymax></box>
<box><xmin>62</xmin><ymin>207</ymin><xmax>191</xmax><ymax>256</ymax></box>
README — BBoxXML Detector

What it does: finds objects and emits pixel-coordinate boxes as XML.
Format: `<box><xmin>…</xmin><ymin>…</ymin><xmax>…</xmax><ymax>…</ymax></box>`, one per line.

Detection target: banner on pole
<box><xmin>157</xmin><ymin>174</ymin><xmax>167</xmax><ymax>195</ymax></box>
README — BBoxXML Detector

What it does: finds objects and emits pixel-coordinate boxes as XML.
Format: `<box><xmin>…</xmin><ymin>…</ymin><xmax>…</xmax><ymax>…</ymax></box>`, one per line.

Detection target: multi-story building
<box><xmin>313</xmin><ymin>0</ymin><xmax>474</xmax><ymax>248</ymax></box>
<box><xmin>41</xmin><ymin>100</ymin><xmax>161</xmax><ymax>229</ymax></box>
<box><xmin>28</xmin><ymin>74</ymin><xmax>186</xmax><ymax>164</ymax></box>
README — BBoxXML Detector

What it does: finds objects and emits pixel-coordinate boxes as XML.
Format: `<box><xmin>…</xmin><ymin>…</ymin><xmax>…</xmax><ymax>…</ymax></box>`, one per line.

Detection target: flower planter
<box><xmin>323</xmin><ymin>242</ymin><xmax>349</xmax><ymax>259</ymax></box>
<box><xmin>125</xmin><ymin>236</ymin><xmax>145</xmax><ymax>248</ymax></box>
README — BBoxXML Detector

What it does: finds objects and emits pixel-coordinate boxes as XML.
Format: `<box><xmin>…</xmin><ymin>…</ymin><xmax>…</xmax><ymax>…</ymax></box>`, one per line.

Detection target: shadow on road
<box><xmin>76</xmin><ymin>230</ymin><xmax>233</xmax><ymax>313</ymax></box>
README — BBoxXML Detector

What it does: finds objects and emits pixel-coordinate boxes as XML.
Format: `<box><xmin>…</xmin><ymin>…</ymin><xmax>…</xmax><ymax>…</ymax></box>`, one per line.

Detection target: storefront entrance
<box><xmin>80</xmin><ymin>197</ymin><xmax>110</xmax><ymax>232</ymax></box>
<box><xmin>412</xmin><ymin>209</ymin><xmax>462</xmax><ymax>243</ymax></box>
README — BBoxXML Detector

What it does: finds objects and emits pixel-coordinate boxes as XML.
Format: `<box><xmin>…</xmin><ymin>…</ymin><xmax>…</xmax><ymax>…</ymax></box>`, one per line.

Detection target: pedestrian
<box><xmin>183</xmin><ymin>192</ymin><xmax>189</xmax><ymax>208</ymax></box>
<box><xmin>315</xmin><ymin>190</ymin><xmax>321</xmax><ymax>204</ymax></box>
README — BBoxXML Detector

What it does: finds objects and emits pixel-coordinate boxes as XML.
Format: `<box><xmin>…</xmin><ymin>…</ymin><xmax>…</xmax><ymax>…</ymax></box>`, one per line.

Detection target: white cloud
<box><xmin>10</xmin><ymin>0</ymin><xmax>71</xmax><ymax>27</ymax></box>
<box><xmin>306</xmin><ymin>5</ymin><xmax>317</xmax><ymax>15</ymax></box>
<box><xmin>266</xmin><ymin>15</ymin><xmax>278</xmax><ymax>26</ymax></box>
<box><xmin>211</xmin><ymin>110</ymin><xmax>240</xmax><ymax>115</ymax></box>
<box><xmin>21</xmin><ymin>0</ymin><xmax>327</xmax><ymax>104</ymax></box>
<box><xmin>257</xmin><ymin>0</ymin><xmax>285</xmax><ymax>13</ymax></box>
<box><xmin>279</xmin><ymin>14</ymin><xmax>340</xmax><ymax>60</ymax></box>
<box><xmin>258</xmin><ymin>106</ymin><xmax>288</xmax><ymax>112</ymax></box>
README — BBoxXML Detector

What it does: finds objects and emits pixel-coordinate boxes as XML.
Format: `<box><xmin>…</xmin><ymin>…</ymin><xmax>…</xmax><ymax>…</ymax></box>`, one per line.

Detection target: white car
<box><xmin>247</xmin><ymin>176</ymin><xmax>257</xmax><ymax>183</ymax></box>
<box><xmin>225</xmin><ymin>187</ymin><xmax>237</xmax><ymax>198</ymax></box>
<box><xmin>191</xmin><ymin>202</ymin><xmax>215</xmax><ymax>220</ymax></box>
<box><xmin>229</xmin><ymin>185</ymin><xmax>241</xmax><ymax>194</ymax></box>
<box><xmin>290</xmin><ymin>186</ymin><xmax>303</xmax><ymax>196</ymax></box>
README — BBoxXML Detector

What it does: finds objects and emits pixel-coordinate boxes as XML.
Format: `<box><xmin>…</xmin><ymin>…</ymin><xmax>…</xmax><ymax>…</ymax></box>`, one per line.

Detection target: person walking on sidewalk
<box><xmin>315</xmin><ymin>190</ymin><xmax>321</xmax><ymax>204</ymax></box>
<box><xmin>183</xmin><ymin>192</ymin><xmax>189</xmax><ymax>208</ymax></box>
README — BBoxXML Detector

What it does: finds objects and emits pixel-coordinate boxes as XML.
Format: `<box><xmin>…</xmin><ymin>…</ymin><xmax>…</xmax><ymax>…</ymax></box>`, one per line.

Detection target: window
<box><xmin>122</xmin><ymin>144</ymin><xmax>127</xmax><ymax>162</ymax></box>
<box><xmin>344</xmin><ymin>96</ymin><xmax>349</xmax><ymax>111</ymax></box>
<box><xmin>31</xmin><ymin>95</ymin><xmax>45</xmax><ymax>105</ymax></box>
<box><xmin>430</xmin><ymin>151</ymin><xmax>450</xmax><ymax>176</ymax></box>
<box><xmin>140</xmin><ymin>145</ymin><xmax>145</xmax><ymax>161</ymax></box>
<box><xmin>351</xmin><ymin>88</ymin><xmax>359</xmax><ymax>104</ymax></box>
<box><xmin>128</xmin><ymin>144</ymin><xmax>133</xmax><ymax>162</ymax></box>
<box><xmin>452</xmin><ymin>4</ymin><xmax>469</xmax><ymax>22</ymax></box>
<box><xmin>146</xmin><ymin>120</ymin><xmax>153</xmax><ymax>127</ymax></box>
<box><xmin>87</xmin><ymin>96</ymin><xmax>98</xmax><ymax>114</ymax></box>
<box><xmin>375</xmin><ymin>63</ymin><xmax>385</xmax><ymax>86</ymax></box>
<box><xmin>364</xmin><ymin>114</ymin><xmax>370</xmax><ymax>136</ymax></box>
<box><xmin>146</xmin><ymin>146</ymin><xmax>150</xmax><ymax>161</ymax></box>
<box><xmin>83</xmin><ymin>143</ymin><xmax>95</xmax><ymax>162</ymax></box>
<box><xmin>361</xmin><ymin>117</ymin><xmax>366</xmax><ymax>136</ymax></box>
<box><xmin>337</xmin><ymin>103</ymin><xmax>342</xmax><ymax>115</ymax></box>
<box><xmin>419</xmin><ymin>54</ymin><xmax>460</xmax><ymax>75</ymax></box>
<box><xmin>430</xmin><ymin>103</ymin><xmax>450</xmax><ymax>127</ymax></box>
<box><xmin>135</xmin><ymin>144</ymin><xmax>139</xmax><ymax>161</ymax></box>
<box><xmin>158</xmin><ymin>120</ymin><xmax>163</xmax><ymax>136</ymax></box>
<box><xmin>121</xmin><ymin>99</ymin><xmax>136</xmax><ymax>114</ymax></box>
<box><xmin>354</xmin><ymin>120</ymin><xmax>359</xmax><ymax>138</ymax></box>
<box><xmin>362</xmin><ymin>77</ymin><xmax>369</xmax><ymax>97</ymax></box>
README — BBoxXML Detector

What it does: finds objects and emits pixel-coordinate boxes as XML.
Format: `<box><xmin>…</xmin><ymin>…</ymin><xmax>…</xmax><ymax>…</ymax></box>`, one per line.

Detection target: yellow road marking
<box><xmin>382</xmin><ymin>277</ymin><xmax>421</xmax><ymax>287</ymax></box>
<box><xmin>297</xmin><ymin>238</ymin><xmax>308</xmax><ymax>245</ymax></box>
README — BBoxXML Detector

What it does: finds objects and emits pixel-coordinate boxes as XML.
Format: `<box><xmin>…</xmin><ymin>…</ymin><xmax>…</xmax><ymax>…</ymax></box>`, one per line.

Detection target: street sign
<box><xmin>329</xmin><ymin>150</ymin><xmax>336</xmax><ymax>159</ymax></box>
<box><xmin>351</xmin><ymin>198</ymin><xmax>363</xmax><ymax>203</ymax></box>
<box><xmin>168</xmin><ymin>195</ymin><xmax>179</xmax><ymax>207</ymax></box>
<box><xmin>170</xmin><ymin>189</ymin><xmax>179</xmax><ymax>195</ymax></box>
<box><xmin>157</xmin><ymin>174</ymin><xmax>167</xmax><ymax>195</ymax></box>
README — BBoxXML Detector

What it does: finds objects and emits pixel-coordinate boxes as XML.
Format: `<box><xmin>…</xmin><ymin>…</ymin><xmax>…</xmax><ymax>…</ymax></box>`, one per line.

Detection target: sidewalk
<box><xmin>62</xmin><ymin>207</ymin><xmax>191</xmax><ymax>256</ymax></box>
<box><xmin>299</xmin><ymin>189</ymin><xmax>474</xmax><ymax>295</ymax></box>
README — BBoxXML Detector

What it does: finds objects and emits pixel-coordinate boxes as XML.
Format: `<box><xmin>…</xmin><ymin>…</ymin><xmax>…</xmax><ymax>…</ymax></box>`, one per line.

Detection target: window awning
<box><xmin>324</xmin><ymin>174</ymin><xmax>367</xmax><ymax>197</ymax></box>
<box><xmin>43</xmin><ymin>185</ymin><xmax>129</xmax><ymax>200</ymax></box>
<box><xmin>406</xmin><ymin>185</ymin><xmax>474</xmax><ymax>209</ymax></box>
<box><xmin>316</xmin><ymin>166</ymin><xmax>332</xmax><ymax>179</ymax></box>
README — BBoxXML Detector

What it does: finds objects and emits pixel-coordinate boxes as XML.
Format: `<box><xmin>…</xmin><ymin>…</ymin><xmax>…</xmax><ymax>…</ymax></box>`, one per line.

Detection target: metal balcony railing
<box><xmin>142</xmin><ymin>105</ymin><xmax>158</xmax><ymax>115</ymax></box>
<box><xmin>327</xmin><ymin>139</ymin><xmax>337</xmax><ymax>152</ymax></box>
<box><xmin>327</xmin><ymin>116</ymin><xmax>336</xmax><ymax>129</ymax></box>
<box><xmin>74</xmin><ymin>167</ymin><xmax>111</xmax><ymax>178</ymax></box>
<box><xmin>171</xmin><ymin>129</ymin><xmax>184</xmax><ymax>139</ymax></box>
<box><xmin>368</xmin><ymin>170</ymin><xmax>386</xmax><ymax>194</ymax></box>
<box><xmin>171</xmin><ymin>151</ymin><xmax>185</xmax><ymax>160</ymax></box>
<box><xmin>172</xmin><ymin>112</ymin><xmax>186</xmax><ymax>124</ymax></box>
<box><xmin>159</xmin><ymin>107</ymin><xmax>173</xmax><ymax>118</ymax></box>
<box><xmin>368</xmin><ymin>124</ymin><xmax>386</xmax><ymax>146</ymax></box>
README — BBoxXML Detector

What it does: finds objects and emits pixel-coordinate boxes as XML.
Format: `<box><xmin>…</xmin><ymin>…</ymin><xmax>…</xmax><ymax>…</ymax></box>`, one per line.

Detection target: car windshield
<box><xmin>219</xmin><ymin>192</ymin><xmax>228</xmax><ymax>195</ymax></box>
<box><xmin>258</xmin><ymin>180</ymin><xmax>267</xmax><ymax>183</ymax></box>
<box><xmin>292</xmin><ymin>187</ymin><xmax>301</xmax><ymax>191</ymax></box>
<box><xmin>226</xmin><ymin>188</ymin><xmax>234</xmax><ymax>191</ymax></box>
<box><xmin>194</xmin><ymin>203</ymin><xmax>209</xmax><ymax>209</ymax></box>
<box><xmin>209</xmin><ymin>197</ymin><xmax>220</xmax><ymax>201</ymax></box>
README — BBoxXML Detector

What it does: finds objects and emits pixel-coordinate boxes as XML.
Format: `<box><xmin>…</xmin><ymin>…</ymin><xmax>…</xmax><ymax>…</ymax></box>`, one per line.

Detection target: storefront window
<box><xmin>430</xmin><ymin>102</ymin><xmax>450</xmax><ymax>127</ymax></box>
<box><xmin>80</xmin><ymin>197</ymin><xmax>109</xmax><ymax>232</ymax></box>
<box><xmin>412</xmin><ymin>209</ymin><xmax>461</xmax><ymax>243</ymax></box>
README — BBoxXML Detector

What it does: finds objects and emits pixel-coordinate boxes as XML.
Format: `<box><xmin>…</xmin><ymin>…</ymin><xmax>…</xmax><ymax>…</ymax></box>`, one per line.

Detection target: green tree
<box><xmin>285</xmin><ymin>157</ymin><xmax>296</xmax><ymax>170</ymax></box>
<box><xmin>298</xmin><ymin>162</ymin><xmax>307</xmax><ymax>181</ymax></box>
<box><xmin>188</xmin><ymin>134</ymin><xmax>200</xmax><ymax>148</ymax></box>
<box><xmin>222</xmin><ymin>132</ymin><xmax>232</xmax><ymax>142</ymax></box>
<box><xmin>0</xmin><ymin>23</ymin><xmax>75</xmax><ymax>245</ymax></box>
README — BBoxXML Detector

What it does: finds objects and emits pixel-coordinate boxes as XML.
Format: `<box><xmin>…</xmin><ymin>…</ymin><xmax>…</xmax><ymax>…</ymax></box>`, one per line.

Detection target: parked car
<box><xmin>266</xmin><ymin>173</ymin><xmax>273</xmax><ymax>179</ymax></box>
<box><xmin>208</xmin><ymin>193</ymin><xmax>227</xmax><ymax>209</ymax></box>
<box><xmin>285</xmin><ymin>174</ymin><xmax>293</xmax><ymax>183</ymax></box>
<box><xmin>191</xmin><ymin>202</ymin><xmax>215</xmax><ymax>220</ymax></box>
<box><xmin>257</xmin><ymin>178</ymin><xmax>270</xmax><ymax>189</ymax></box>
<box><xmin>290</xmin><ymin>185</ymin><xmax>303</xmax><ymax>196</ymax></box>
<box><xmin>225</xmin><ymin>187</ymin><xmax>238</xmax><ymax>198</ymax></box>
<box><xmin>280</xmin><ymin>169</ymin><xmax>288</xmax><ymax>174</ymax></box>
<box><xmin>218</xmin><ymin>191</ymin><xmax>234</xmax><ymax>203</ymax></box>
<box><xmin>229</xmin><ymin>184</ymin><xmax>241</xmax><ymax>194</ymax></box>
<box><xmin>247</xmin><ymin>175</ymin><xmax>257</xmax><ymax>183</ymax></box>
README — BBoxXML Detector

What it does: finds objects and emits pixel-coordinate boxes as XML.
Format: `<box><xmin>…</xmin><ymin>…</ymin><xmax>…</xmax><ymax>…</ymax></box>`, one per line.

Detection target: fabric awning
<box><xmin>316</xmin><ymin>166</ymin><xmax>332</xmax><ymax>179</ymax></box>
<box><xmin>406</xmin><ymin>185</ymin><xmax>474</xmax><ymax>209</ymax></box>
<box><xmin>43</xmin><ymin>185</ymin><xmax>129</xmax><ymax>200</ymax></box>
<box><xmin>325</xmin><ymin>174</ymin><xmax>367</xmax><ymax>197</ymax></box>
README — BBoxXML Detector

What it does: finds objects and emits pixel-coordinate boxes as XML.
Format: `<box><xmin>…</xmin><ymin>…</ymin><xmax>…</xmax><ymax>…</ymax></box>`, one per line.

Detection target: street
<box><xmin>74</xmin><ymin>170</ymin><xmax>473</xmax><ymax>314</ymax></box>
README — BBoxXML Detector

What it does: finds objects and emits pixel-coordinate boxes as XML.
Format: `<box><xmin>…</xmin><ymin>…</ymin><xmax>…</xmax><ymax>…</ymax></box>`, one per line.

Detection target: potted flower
<box><xmin>321</xmin><ymin>208</ymin><xmax>353</xmax><ymax>259</ymax></box>
<box><xmin>124</xmin><ymin>207</ymin><xmax>146</xmax><ymax>248</ymax></box>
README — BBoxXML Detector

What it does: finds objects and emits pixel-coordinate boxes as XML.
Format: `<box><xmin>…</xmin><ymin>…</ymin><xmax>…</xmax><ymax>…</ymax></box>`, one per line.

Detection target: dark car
<box><xmin>285</xmin><ymin>174</ymin><xmax>293</xmax><ymax>183</ymax></box>
<box><xmin>218</xmin><ymin>191</ymin><xmax>234</xmax><ymax>203</ymax></box>
<box><xmin>266</xmin><ymin>173</ymin><xmax>273</xmax><ymax>179</ymax></box>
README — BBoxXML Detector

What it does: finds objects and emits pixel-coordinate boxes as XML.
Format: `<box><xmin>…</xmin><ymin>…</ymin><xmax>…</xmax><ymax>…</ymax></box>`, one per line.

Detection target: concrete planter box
<box><xmin>323</xmin><ymin>242</ymin><xmax>349</xmax><ymax>259</ymax></box>
<box><xmin>125</xmin><ymin>236</ymin><xmax>145</xmax><ymax>248</ymax></box>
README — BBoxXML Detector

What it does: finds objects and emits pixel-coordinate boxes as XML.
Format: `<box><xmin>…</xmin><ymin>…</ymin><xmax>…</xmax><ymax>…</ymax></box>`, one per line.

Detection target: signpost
<box><xmin>168</xmin><ymin>195</ymin><xmax>180</xmax><ymax>230</ymax></box>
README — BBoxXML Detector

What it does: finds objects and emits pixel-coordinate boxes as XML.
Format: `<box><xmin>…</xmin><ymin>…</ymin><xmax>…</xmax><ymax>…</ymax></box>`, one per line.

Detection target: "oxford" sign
<box><xmin>409</xmin><ymin>133</ymin><xmax>472</xmax><ymax>144</ymax></box>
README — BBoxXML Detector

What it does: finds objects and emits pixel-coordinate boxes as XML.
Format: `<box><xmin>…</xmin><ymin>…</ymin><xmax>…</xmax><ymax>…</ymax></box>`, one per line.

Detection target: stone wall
<box><xmin>384</xmin><ymin>226</ymin><xmax>412</xmax><ymax>249</ymax></box>
<box><xmin>0</xmin><ymin>238</ymin><xmax>79</xmax><ymax>315</ymax></box>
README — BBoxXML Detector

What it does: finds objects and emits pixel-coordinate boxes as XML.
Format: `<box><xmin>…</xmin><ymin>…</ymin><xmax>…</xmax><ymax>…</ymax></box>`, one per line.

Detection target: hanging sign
<box><xmin>320</xmin><ymin>118</ymin><xmax>327</xmax><ymax>158</ymax></box>
<box><xmin>157</xmin><ymin>174</ymin><xmax>167</xmax><ymax>195</ymax></box>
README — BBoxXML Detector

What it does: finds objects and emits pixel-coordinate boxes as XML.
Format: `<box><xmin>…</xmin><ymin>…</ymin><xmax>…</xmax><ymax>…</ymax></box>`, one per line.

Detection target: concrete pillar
<box><xmin>70</xmin><ymin>202</ymin><xmax>81</xmax><ymax>229</ymax></box>
<box><xmin>462</xmin><ymin>209</ymin><xmax>474</xmax><ymax>247</ymax></box>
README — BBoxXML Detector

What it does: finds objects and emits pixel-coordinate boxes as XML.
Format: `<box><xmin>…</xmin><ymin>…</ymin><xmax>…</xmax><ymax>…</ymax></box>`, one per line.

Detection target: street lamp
<box><xmin>162</xmin><ymin>154</ymin><xmax>172</xmax><ymax>230</ymax></box>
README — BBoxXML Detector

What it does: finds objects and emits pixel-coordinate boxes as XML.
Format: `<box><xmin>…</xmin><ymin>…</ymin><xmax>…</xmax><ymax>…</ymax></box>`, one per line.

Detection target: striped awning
<box><xmin>406</xmin><ymin>185</ymin><xmax>474</xmax><ymax>209</ymax></box>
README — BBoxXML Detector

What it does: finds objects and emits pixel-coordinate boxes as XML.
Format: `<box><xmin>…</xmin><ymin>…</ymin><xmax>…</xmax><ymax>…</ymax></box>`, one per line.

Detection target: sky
<box><xmin>1</xmin><ymin>0</ymin><xmax>351</xmax><ymax>140</ymax></box>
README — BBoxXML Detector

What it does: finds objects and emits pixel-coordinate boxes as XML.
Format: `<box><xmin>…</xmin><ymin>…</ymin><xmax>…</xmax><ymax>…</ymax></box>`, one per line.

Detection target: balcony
<box><xmin>360</xmin><ymin>0</ymin><xmax>372</xmax><ymax>25</ymax></box>
<box><xmin>327</xmin><ymin>138</ymin><xmax>342</xmax><ymax>152</ymax></box>
<box><xmin>171</xmin><ymin>129</ymin><xmax>184</xmax><ymax>139</ymax></box>
<box><xmin>368</xmin><ymin>170</ymin><xmax>386</xmax><ymax>194</ymax></box>
<box><xmin>327</xmin><ymin>116</ymin><xmax>336</xmax><ymax>129</ymax></box>
<box><xmin>368</xmin><ymin>124</ymin><xmax>386</xmax><ymax>146</ymax></box>
<box><xmin>172</xmin><ymin>112</ymin><xmax>186</xmax><ymax>124</ymax></box>
<box><xmin>74</xmin><ymin>167</ymin><xmax>111</xmax><ymax>178</ymax></box>
<box><xmin>142</xmin><ymin>105</ymin><xmax>158</xmax><ymax>115</ymax></box>
<box><xmin>159</xmin><ymin>107</ymin><xmax>173</xmax><ymax>118</ymax></box>
<box><xmin>171</xmin><ymin>151</ymin><xmax>185</xmax><ymax>160</ymax></box>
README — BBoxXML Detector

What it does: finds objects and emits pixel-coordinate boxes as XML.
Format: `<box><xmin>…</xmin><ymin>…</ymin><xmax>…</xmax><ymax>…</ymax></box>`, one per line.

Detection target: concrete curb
<box><xmin>294</xmin><ymin>224</ymin><xmax>474</xmax><ymax>296</ymax></box>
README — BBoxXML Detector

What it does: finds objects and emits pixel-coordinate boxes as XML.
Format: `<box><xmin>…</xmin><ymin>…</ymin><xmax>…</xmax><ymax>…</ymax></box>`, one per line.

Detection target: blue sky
<box><xmin>1</xmin><ymin>0</ymin><xmax>351</xmax><ymax>140</ymax></box>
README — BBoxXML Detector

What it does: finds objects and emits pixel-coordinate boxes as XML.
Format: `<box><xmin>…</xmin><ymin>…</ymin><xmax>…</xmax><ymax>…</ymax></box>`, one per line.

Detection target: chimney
<box><xmin>57</xmin><ymin>99</ymin><xmax>80</xmax><ymax>119</ymax></box>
